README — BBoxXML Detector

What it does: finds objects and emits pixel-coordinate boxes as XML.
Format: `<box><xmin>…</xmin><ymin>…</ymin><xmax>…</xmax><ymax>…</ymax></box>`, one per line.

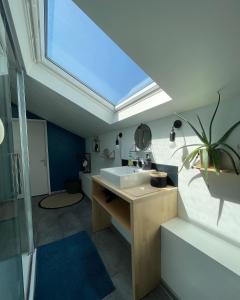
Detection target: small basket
<box><xmin>150</xmin><ymin>171</ymin><xmax>168</xmax><ymax>188</ymax></box>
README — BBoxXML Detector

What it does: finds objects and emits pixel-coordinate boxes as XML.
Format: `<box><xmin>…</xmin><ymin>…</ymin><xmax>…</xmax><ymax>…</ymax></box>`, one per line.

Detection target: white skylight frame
<box><xmin>27</xmin><ymin>0</ymin><xmax>171</xmax><ymax>120</ymax></box>
<box><xmin>29</xmin><ymin>0</ymin><xmax>114</xmax><ymax>111</ymax></box>
<box><xmin>115</xmin><ymin>89</ymin><xmax>172</xmax><ymax>121</ymax></box>
<box><xmin>43</xmin><ymin>0</ymin><xmax>161</xmax><ymax>110</ymax></box>
<box><xmin>115</xmin><ymin>82</ymin><xmax>160</xmax><ymax>111</ymax></box>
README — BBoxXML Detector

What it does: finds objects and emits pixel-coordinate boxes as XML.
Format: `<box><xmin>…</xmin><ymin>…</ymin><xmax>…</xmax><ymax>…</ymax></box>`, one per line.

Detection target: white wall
<box><xmin>87</xmin><ymin>96</ymin><xmax>240</xmax><ymax>247</ymax></box>
<box><xmin>86</xmin><ymin>96</ymin><xmax>240</xmax><ymax>297</ymax></box>
<box><xmin>161</xmin><ymin>226</ymin><xmax>240</xmax><ymax>300</ymax></box>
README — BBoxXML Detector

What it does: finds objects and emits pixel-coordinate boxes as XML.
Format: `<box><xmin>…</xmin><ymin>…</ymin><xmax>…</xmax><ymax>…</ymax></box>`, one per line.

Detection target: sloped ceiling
<box><xmin>25</xmin><ymin>76</ymin><xmax>110</xmax><ymax>137</ymax></box>
<box><xmin>21</xmin><ymin>0</ymin><xmax>240</xmax><ymax>137</ymax></box>
<box><xmin>75</xmin><ymin>0</ymin><xmax>240</xmax><ymax>111</ymax></box>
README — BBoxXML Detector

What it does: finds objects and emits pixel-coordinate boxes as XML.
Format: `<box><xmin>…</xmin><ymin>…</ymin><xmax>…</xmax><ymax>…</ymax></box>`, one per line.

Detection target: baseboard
<box><xmin>160</xmin><ymin>279</ymin><xmax>179</xmax><ymax>300</ymax></box>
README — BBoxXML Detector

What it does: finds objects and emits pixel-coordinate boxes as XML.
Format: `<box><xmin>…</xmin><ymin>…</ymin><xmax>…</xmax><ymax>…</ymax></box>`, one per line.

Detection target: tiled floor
<box><xmin>0</xmin><ymin>199</ymin><xmax>28</xmax><ymax>261</ymax></box>
<box><xmin>32</xmin><ymin>195</ymin><xmax>173</xmax><ymax>300</ymax></box>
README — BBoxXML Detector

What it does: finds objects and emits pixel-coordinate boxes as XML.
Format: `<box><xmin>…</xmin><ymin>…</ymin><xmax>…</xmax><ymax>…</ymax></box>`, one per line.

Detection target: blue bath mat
<box><xmin>34</xmin><ymin>232</ymin><xmax>114</xmax><ymax>300</ymax></box>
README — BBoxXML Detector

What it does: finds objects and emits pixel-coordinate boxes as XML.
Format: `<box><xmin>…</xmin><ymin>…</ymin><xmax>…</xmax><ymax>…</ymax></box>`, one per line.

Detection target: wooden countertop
<box><xmin>92</xmin><ymin>175</ymin><xmax>177</xmax><ymax>203</ymax></box>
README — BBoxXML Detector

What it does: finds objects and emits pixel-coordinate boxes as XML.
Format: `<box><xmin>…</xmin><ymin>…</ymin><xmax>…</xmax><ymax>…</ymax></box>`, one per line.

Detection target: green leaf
<box><xmin>216</xmin><ymin>121</ymin><xmax>240</xmax><ymax>144</ymax></box>
<box><xmin>219</xmin><ymin>149</ymin><xmax>239</xmax><ymax>175</ymax></box>
<box><xmin>178</xmin><ymin>147</ymin><xmax>203</xmax><ymax>172</ymax></box>
<box><xmin>211</xmin><ymin>149</ymin><xmax>221</xmax><ymax>175</ymax></box>
<box><xmin>218</xmin><ymin>143</ymin><xmax>240</xmax><ymax>161</ymax></box>
<box><xmin>201</xmin><ymin>149</ymin><xmax>209</xmax><ymax>181</ymax></box>
<box><xmin>171</xmin><ymin>144</ymin><xmax>202</xmax><ymax>157</ymax></box>
<box><xmin>176</xmin><ymin>113</ymin><xmax>206</xmax><ymax>143</ymax></box>
<box><xmin>197</xmin><ymin>115</ymin><xmax>208</xmax><ymax>144</ymax></box>
<box><xmin>209</xmin><ymin>92</ymin><xmax>220</xmax><ymax>144</ymax></box>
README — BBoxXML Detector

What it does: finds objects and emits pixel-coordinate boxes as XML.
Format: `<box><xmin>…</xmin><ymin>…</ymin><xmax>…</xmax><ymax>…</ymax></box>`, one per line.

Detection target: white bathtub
<box><xmin>79</xmin><ymin>171</ymin><xmax>99</xmax><ymax>200</ymax></box>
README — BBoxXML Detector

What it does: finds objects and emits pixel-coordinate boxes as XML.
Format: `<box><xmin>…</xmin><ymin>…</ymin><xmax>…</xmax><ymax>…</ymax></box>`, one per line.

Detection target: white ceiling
<box><xmin>23</xmin><ymin>0</ymin><xmax>240</xmax><ymax>137</ymax></box>
<box><xmin>75</xmin><ymin>0</ymin><xmax>240</xmax><ymax>107</ymax></box>
<box><xmin>25</xmin><ymin>76</ymin><xmax>110</xmax><ymax>137</ymax></box>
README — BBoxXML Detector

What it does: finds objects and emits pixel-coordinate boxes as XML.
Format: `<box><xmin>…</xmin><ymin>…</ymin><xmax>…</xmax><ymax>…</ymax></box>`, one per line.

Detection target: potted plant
<box><xmin>173</xmin><ymin>92</ymin><xmax>240</xmax><ymax>179</ymax></box>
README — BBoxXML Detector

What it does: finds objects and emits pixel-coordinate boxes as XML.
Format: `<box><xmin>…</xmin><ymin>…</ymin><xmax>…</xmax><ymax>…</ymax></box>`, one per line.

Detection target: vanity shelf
<box><xmin>92</xmin><ymin>175</ymin><xmax>178</xmax><ymax>300</ymax></box>
<box><xmin>92</xmin><ymin>194</ymin><xmax>130</xmax><ymax>231</ymax></box>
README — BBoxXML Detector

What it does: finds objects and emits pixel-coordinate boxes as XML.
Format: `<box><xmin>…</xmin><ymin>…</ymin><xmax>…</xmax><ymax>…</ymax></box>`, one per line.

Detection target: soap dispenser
<box><xmin>144</xmin><ymin>153</ymin><xmax>152</xmax><ymax>170</ymax></box>
<box><xmin>128</xmin><ymin>152</ymin><xmax>134</xmax><ymax>167</ymax></box>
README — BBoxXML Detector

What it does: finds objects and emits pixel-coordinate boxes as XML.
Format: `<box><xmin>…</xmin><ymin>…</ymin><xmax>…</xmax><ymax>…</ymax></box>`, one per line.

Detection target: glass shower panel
<box><xmin>0</xmin><ymin>33</ymin><xmax>24</xmax><ymax>300</ymax></box>
<box><xmin>0</xmin><ymin>5</ymin><xmax>32</xmax><ymax>300</ymax></box>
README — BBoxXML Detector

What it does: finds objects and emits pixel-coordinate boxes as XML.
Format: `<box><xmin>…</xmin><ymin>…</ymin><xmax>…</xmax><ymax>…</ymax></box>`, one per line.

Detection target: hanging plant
<box><xmin>173</xmin><ymin>92</ymin><xmax>240</xmax><ymax>179</ymax></box>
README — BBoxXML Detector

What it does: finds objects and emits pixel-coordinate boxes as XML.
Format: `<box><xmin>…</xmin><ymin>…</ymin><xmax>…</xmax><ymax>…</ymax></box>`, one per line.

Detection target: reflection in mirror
<box><xmin>134</xmin><ymin>124</ymin><xmax>152</xmax><ymax>151</ymax></box>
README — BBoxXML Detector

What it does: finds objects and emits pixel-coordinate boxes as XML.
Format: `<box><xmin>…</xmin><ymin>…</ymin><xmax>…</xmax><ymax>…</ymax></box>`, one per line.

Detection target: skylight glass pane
<box><xmin>46</xmin><ymin>0</ymin><xmax>154</xmax><ymax>105</ymax></box>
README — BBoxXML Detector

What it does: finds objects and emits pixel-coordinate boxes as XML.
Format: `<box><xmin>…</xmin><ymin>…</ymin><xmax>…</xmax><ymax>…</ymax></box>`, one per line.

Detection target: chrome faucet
<box><xmin>136</xmin><ymin>157</ymin><xmax>144</xmax><ymax>169</ymax></box>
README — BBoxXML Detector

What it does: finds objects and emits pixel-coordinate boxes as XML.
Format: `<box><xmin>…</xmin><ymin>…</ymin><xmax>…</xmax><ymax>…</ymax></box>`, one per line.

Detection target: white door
<box><xmin>13</xmin><ymin>120</ymin><xmax>50</xmax><ymax>196</ymax></box>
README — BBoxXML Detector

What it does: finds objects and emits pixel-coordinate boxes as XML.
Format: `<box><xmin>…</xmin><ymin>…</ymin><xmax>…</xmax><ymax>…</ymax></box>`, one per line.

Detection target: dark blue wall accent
<box><xmin>47</xmin><ymin>123</ymin><xmax>85</xmax><ymax>191</ymax></box>
<box><xmin>12</xmin><ymin>104</ymin><xmax>85</xmax><ymax>192</ymax></box>
<box><xmin>12</xmin><ymin>104</ymin><xmax>41</xmax><ymax>120</ymax></box>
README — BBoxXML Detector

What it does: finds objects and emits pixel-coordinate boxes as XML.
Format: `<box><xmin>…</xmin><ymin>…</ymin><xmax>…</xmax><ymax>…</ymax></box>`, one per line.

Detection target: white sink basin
<box><xmin>100</xmin><ymin>166</ymin><xmax>152</xmax><ymax>189</ymax></box>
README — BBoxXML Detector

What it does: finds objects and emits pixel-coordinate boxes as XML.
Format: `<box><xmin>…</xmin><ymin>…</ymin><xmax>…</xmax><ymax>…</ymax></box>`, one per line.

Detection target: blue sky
<box><xmin>47</xmin><ymin>0</ymin><xmax>153</xmax><ymax>105</ymax></box>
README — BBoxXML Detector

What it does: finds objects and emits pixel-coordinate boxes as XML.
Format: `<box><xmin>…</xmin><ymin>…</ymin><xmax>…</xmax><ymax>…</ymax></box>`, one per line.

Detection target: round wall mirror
<box><xmin>134</xmin><ymin>124</ymin><xmax>152</xmax><ymax>151</ymax></box>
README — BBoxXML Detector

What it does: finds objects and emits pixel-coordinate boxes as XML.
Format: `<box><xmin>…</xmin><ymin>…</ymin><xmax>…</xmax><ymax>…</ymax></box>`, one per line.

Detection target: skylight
<box><xmin>46</xmin><ymin>0</ymin><xmax>156</xmax><ymax>106</ymax></box>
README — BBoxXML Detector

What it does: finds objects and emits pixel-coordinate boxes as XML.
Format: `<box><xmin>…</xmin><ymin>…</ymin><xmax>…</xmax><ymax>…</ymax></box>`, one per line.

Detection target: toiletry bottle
<box><xmin>145</xmin><ymin>153</ymin><xmax>152</xmax><ymax>170</ymax></box>
<box><xmin>128</xmin><ymin>152</ymin><xmax>133</xmax><ymax>167</ymax></box>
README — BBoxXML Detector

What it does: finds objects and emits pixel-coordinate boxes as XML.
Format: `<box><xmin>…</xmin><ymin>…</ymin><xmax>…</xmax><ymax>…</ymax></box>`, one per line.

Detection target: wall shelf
<box><xmin>92</xmin><ymin>193</ymin><xmax>130</xmax><ymax>231</ymax></box>
<box><xmin>193</xmin><ymin>165</ymin><xmax>234</xmax><ymax>174</ymax></box>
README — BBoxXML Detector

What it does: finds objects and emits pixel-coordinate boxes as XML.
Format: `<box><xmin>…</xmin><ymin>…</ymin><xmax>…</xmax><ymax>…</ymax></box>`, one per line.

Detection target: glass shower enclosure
<box><xmin>0</xmin><ymin>2</ymin><xmax>34</xmax><ymax>300</ymax></box>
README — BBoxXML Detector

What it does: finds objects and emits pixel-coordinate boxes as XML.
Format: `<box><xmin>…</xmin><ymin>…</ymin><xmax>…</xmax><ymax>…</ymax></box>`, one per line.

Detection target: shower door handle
<box><xmin>40</xmin><ymin>159</ymin><xmax>47</xmax><ymax>167</ymax></box>
<box><xmin>11</xmin><ymin>153</ymin><xmax>23</xmax><ymax>197</ymax></box>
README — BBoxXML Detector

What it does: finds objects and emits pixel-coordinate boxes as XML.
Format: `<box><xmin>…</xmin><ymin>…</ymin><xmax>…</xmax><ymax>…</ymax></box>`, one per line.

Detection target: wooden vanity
<box><xmin>92</xmin><ymin>175</ymin><xmax>177</xmax><ymax>300</ymax></box>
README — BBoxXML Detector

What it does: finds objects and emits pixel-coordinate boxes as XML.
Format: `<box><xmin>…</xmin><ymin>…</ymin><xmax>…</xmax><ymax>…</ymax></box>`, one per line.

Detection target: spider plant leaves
<box><xmin>209</xmin><ymin>92</ymin><xmax>220</xmax><ymax>144</ymax></box>
<box><xmin>173</xmin><ymin>93</ymin><xmax>240</xmax><ymax>179</ymax></box>
<box><xmin>219</xmin><ymin>149</ymin><xmax>239</xmax><ymax>175</ymax></box>
<box><xmin>176</xmin><ymin>113</ymin><xmax>206</xmax><ymax>143</ymax></box>
<box><xmin>171</xmin><ymin>144</ymin><xmax>202</xmax><ymax>157</ymax></box>
<box><xmin>211</xmin><ymin>149</ymin><xmax>221</xmax><ymax>175</ymax></box>
<box><xmin>217</xmin><ymin>143</ymin><xmax>240</xmax><ymax>161</ymax></box>
<box><xmin>201</xmin><ymin>148</ymin><xmax>209</xmax><ymax>180</ymax></box>
<box><xmin>178</xmin><ymin>146</ymin><xmax>203</xmax><ymax>172</ymax></box>
<box><xmin>216</xmin><ymin>121</ymin><xmax>240</xmax><ymax>144</ymax></box>
<box><xmin>197</xmin><ymin>115</ymin><xmax>208</xmax><ymax>144</ymax></box>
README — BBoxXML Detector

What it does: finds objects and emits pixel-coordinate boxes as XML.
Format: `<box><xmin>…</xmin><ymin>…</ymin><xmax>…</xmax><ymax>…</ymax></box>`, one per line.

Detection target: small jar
<box><xmin>150</xmin><ymin>171</ymin><xmax>168</xmax><ymax>188</ymax></box>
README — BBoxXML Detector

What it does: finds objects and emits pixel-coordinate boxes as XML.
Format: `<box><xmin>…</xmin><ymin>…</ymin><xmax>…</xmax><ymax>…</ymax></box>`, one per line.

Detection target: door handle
<box><xmin>11</xmin><ymin>153</ymin><xmax>22</xmax><ymax>196</ymax></box>
<box><xmin>40</xmin><ymin>159</ymin><xmax>47</xmax><ymax>167</ymax></box>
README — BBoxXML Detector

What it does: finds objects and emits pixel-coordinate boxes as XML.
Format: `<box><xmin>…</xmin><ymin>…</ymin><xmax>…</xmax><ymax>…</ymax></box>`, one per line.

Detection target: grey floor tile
<box><xmin>32</xmin><ymin>195</ymin><xmax>172</xmax><ymax>300</ymax></box>
<box><xmin>36</xmin><ymin>224</ymin><xmax>63</xmax><ymax>246</ymax></box>
<box><xmin>144</xmin><ymin>287</ymin><xmax>170</xmax><ymax>300</ymax></box>
<box><xmin>110</xmin><ymin>271</ymin><xmax>132</xmax><ymax>300</ymax></box>
<box><xmin>92</xmin><ymin>228</ymin><xmax>131</xmax><ymax>277</ymax></box>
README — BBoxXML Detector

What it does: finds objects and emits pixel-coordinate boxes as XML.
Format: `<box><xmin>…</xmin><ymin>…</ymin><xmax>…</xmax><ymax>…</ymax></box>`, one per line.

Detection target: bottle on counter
<box><xmin>128</xmin><ymin>152</ymin><xmax>134</xmax><ymax>167</ymax></box>
<box><xmin>144</xmin><ymin>153</ymin><xmax>152</xmax><ymax>170</ymax></box>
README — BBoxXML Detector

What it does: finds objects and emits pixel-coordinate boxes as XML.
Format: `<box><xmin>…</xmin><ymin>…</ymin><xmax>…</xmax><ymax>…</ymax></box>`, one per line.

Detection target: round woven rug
<box><xmin>39</xmin><ymin>192</ymin><xmax>83</xmax><ymax>209</ymax></box>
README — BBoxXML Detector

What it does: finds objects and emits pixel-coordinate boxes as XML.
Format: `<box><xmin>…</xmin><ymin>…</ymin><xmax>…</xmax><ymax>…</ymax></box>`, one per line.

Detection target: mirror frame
<box><xmin>134</xmin><ymin>123</ymin><xmax>152</xmax><ymax>151</ymax></box>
